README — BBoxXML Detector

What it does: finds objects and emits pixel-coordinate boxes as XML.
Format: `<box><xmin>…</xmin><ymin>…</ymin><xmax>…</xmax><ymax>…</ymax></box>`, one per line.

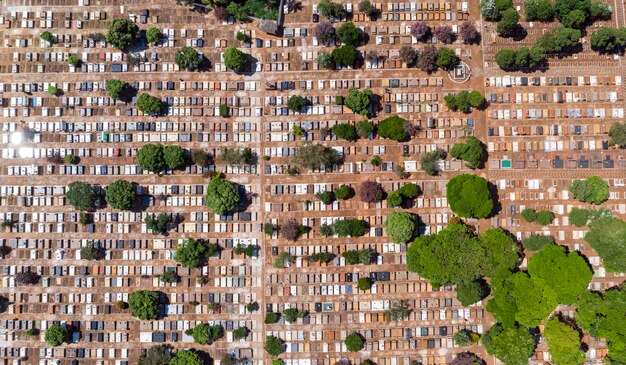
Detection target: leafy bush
<box><xmin>345</xmin><ymin>88</ymin><xmax>373</xmax><ymax>115</ymax></box>
<box><xmin>146</xmin><ymin>27</ymin><xmax>161</xmax><ymax>44</ymax></box>
<box><xmin>170</xmin><ymin>350</ymin><xmax>203</xmax><ymax>365</ymax></box>
<box><xmin>106</xmin><ymin>79</ymin><xmax>130</xmax><ymax>100</ymax></box>
<box><xmin>342</xmin><ymin>249</ymin><xmax>375</xmax><ymax>265</ymax></box>
<box><xmin>223</xmin><ymin>47</ymin><xmax>247</xmax><ymax>71</ymax></box>
<box><xmin>288</xmin><ymin>95</ymin><xmax>307</xmax><ymax>112</ymax></box>
<box><xmin>331</xmin><ymin>219</ymin><xmax>367</xmax><ymax>237</ymax></box>
<box><xmin>265</xmin><ymin>312</ymin><xmax>280</xmax><ymax>324</ymax></box>
<box><xmin>292</xmin><ymin>143</ymin><xmax>340</xmax><ymax>170</ymax></box>
<box><xmin>569</xmin><ymin>176</ymin><xmax>609</xmax><ymax>204</ymax></box>
<box><xmin>129</xmin><ymin>290</ymin><xmax>159</xmax><ymax>320</ymax></box>
<box><xmin>265</xmin><ymin>335</ymin><xmax>285</xmax><ymax>356</ymax></box>
<box><xmin>175</xmin><ymin>238</ymin><xmax>209</xmax><ymax>268</ymax></box>
<box><xmin>537</xmin><ymin>26</ymin><xmax>581</xmax><ymax>53</ymax></box>
<box><xmin>160</xmin><ymin>270</ymin><xmax>178</xmax><ymax>283</ymax></box>
<box><xmin>175</xmin><ymin>46</ymin><xmax>201</xmax><ymax>70</ymax></box>
<box><xmin>233</xmin><ymin>326</ymin><xmax>249</xmax><ymax>340</ymax></box>
<box><xmin>317</xmin><ymin>0</ymin><xmax>345</xmax><ymax>18</ymax></box>
<box><xmin>45</xmin><ymin>325</ymin><xmax>68</xmax><ymax>347</ymax></box>
<box><xmin>451</xmin><ymin>137</ymin><xmax>485</xmax><ymax>169</ymax></box>
<box><xmin>420</xmin><ymin>149</ymin><xmax>446</xmax><ymax>176</ymax></box>
<box><xmin>399</xmin><ymin>45</ymin><xmax>418</xmax><ymax>65</ymax></box>
<box><xmin>191</xmin><ymin>323</ymin><xmax>223</xmax><ymax>344</ymax></box>
<box><xmin>337</xmin><ymin>22</ymin><xmax>364</xmax><ymax>46</ymax></box>
<box><xmin>444</xmin><ymin>91</ymin><xmax>485</xmax><ymax>113</ymax></box>
<box><xmin>331</xmin><ymin>45</ymin><xmax>358</xmax><ymax>68</ymax></box>
<box><xmin>137</xmin><ymin>144</ymin><xmax>165</xmax><ymax>172</ymax></box>
<box><xmin>446</xmin><ymin>174</ymin><xmax>493</xmax><ymax>218</ymax></box>
<box><xmin>436</xmin><ymin>47</ymin><xmax>459</xmax><ymax>69</ymax></box>
<box><xmin>221</xmin><ymin>147</ymin><xmax>254</xmax><ymax>165</ymax></box>
<box><xmin>335</xmin><ymin>184</ymin><xmax>354</xmax><ymax>200</ymax></box>
<box><xmin>358</xmin><ymin>277</ymin><xmax>372</xmax><ymax>290</ymax></box>
<box><xmin>345</xmin><ymin>332</ymin><xmax>365</xmax><ymax>352</ymax></box>
<box><xmin>385</xmin><ymin>211</ymin><xmax>417</xmax><ymax>243</ymax></box>
<box><xmin>316</xmin><ymin>190</ymin><xmax>336</xmax><ymax>204</ymax></box>
<box><xmin>307</xmin><ymin>252</ymin><xmax>335</xmax><ymax>263</ymax></box>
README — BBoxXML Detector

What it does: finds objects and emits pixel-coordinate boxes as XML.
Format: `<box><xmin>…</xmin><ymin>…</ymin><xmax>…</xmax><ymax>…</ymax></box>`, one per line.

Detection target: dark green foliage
<box><xmin>191</xmin><ymin>323</ymin><xmax>223</xmax><ymax>344</ymax></box>
<box><xmin>590</xmin><ymin>27</ymin><xmax>626</xmax><ymax>53</ymax></box>
<box><xmin>537</xmin><ymin>26</ymin><xmax>582</xmax><ymax>53</ymax></box>
<box><xmin>609</xmin><ymin>122</ymin><xmax>626</xmax><ymax>147</ymax></box>
<box><xmin>444</xmin><ymin>91</ymin><xmax>485</xmax><ymax>113</ymax></box>
<box><xmin>358</xmin><ymin>0</ymin><xmax>376</xmax><ymax>16</ymax></box>
<box><xmin>307</xmin><ymin>252</ymin><xmax>335</xmax><ymax>263</ymax></box>
<box><xmin>233</xmin><ymin>326</ymin><xmax>249</xmax><ymax>340</ymax></box>
<box><xmin>342</xmin><ymin>249</ymin><xmax>375</xmax><ymax>265</ymax></box>
<box><xmin>316</xmin><ymin>190</ymin><xmax>336</xmax><ymax>204</ymax></box>
<box><xmin>175</xmin><ymin>46</ymin><xmax>201</xmax><ymax>70</ymax></box>
<box><xmin>170</xmin><ymin>350</ymin><xmax>203</xmax><ymax>365</ymax></box>
<box><xmin>345</xmin><ymin>88</ymin><xmax>373</xmax><ymax>115</ymax></box>
<box><xmin>265</xmin><ymin>312</ymin><xmax>280</xmax><ymax>324</ymax></box>
<box><xmin>497</xmin><ymin>7</ymin><xmax>520</xmax><ymax>34</ymax></box>
<box><xmin>345</xmin><ymin>332</ymin><xmax>365</xmax><ymax>352</ymax></box>
<box><xmin>137</xmin><ymin>144</ymin><xmax>164</xmax><ymax>172</ymax></box>
<box><xmin>106</xmin><ymin>180</ymin><xmax>136</xmax><ymax>210</ymax></box>
<box><xmin>481</xmin><ymin>324</ymin><xmax>535</xmax><ymax>365</ymax></box>
<box><xmin>80</xmin><ymin>241</ymin><xmax>105</xmax><ymax>260</ymax></box>
<box><xmin>576</xmin><ymin>285</ymin><xmax>626</xmax><ymax>364</ymax></box>
<box><xmin>407</xmin><ymin>223</ymin><xmax>519</xmax><ymax>288</ymax></box>
<box><xmin>562</xmin><ymin>9</ymin><xmax>587</xmax><ymax>28</ymax></box>
<box><xmin>45</xmin><ymin>324</ymin><xmax>68</xmax><ymax>347</ymax></box>
<box><xmin>521</xmin><ymin>234</ymin><xmax>554</xmax><ymax>251</ymax></box>
<box><xmin>264</xmin><ymin>223</ymin><xmax>276</xmax><ymax>235</ymax></box>
<box><xmin>206</xmin><ymin>177</ymin><xmax>240</xmax><ymax>215</ymax></box>
<box><xmin>496</xmin><ymin>46</ymin><xmax>545</xmax><ymax>69</ymax></box>
<box><xmin>450</xmin><ymin>137</ymin><xmax>485</xmax><ymax>169</ymax></box>
<box><xmin>164</xmin><ymin>145</ymin><xmax>185</xmax><ymax>169</ymax></box>
<box><xmin>528</xmin><ymin>244</ymin><xmax>592</xmax><ymax>304</ymax></box>
<box><xmin>331</xmin><ymin>45</ymin><xmax>358</xmax><ymax>68</ymax></box>
<box><xmin>224</xmin><ymin>46</ymin><xmax>247</xmax><ymax>71</ymax></box>
<box><xmin>221</xmin><ymin>147</ymin><xmax>254</xmax><ymax>165</ymax></box>
<box><xmin>317</xmin><ymin>0</ymin><xmax>345</xmax><ymax>18</ymax></box>
<box><xmin>585</xmin><ymin>216</ymin><xmax>626</xmax><ymax>272</ymax></box>
<box><xmin>160</xmin><ymin>270</ymin><xmax>178</xmax><ymax>283</ymax></box>
<box><xmin>384</xmin><ymin>211</ymin><xmax>417</xmax><ymax>243</ymax></box>
<box><xmin>420</xmin><ymin>149</ymin><xmax>446</xmax><ymax>176</ymax></box>
<box><xmin>456</xmin><ymin>280</ymin><xmax>489</xmax><ymax>306</ymax></box>
<box><xmin>136</xmin><ymin>93</ymin><xmax>162</xmax><ymax>115</ymax></box>
<box><xmin>480</xmin><ymin>0</ymin><xmax>513</xmax><ymax>20</ymax></box>
<box><xmin>175</xmin><ymin>238</ymin><xmax>209</xmax><ymax>268</ymax></box>
<box><xmin>521</xmin><ymin>208</ymin><xmax>537</xmax><ymax>222</ymax></box>
<box><xmin>66</xmin><ymin>181</ymin><xmax>96</xmax><ymax>211</ymax></box>
<box><xmin>521</xmin><ymin>208</ymin><xmax>554</xmax><ymax>225</ymax></box>
<box><xmin>435</xmin><ymin>47</ymin><xmax>459</xmax><ymax>69</ymax></box>
<box><xmin>128</xmin><ymin>290</ymin><xmax>159</xmax><ymax>320</ymax></box>
<box><xmin>495</xmin><ymin>48</ymin><xmax>516</xmax><ymax>69</ymax></box>
<box><xmin>331</xmin><ymin>219</ymin><xmax>367</xmax><ymax>237</ymax></box>
<box><xmin>288</xmin><ymin>95</ymin><xmax>307</xmax><ymax>112</ymax></box>
<box><xmin>292</xmin><ymin>143</ymin><xmax>340</xmax><ymax>170</ymax></box>
<box><xmin>386</xmin><ymin>300</ymin><xmax>412</xmax><ymax>321</ymax></box>
<box><xmin>335</xmin><ymin>184</ymin><xmax>354</xmax><ymax>200</ymax></box>
<box><xmin>320</xmin><ymin>223</ymin><xmax>334</xmax><ymax>236</ymax></box>
<box><xmin>265</xmin><ymin>335</ymin><xmax>285</xmax><ymax>356</ymax></box>
<box><xmin>106</xmin><ymin>79</ymin><xmax>129</xmax><ymax>100</ymax></box>
<box><xmin>454</xmin><ymin>330</ymin><xmax>472</xmax><ymax>346</ymax></box>
<box><xmin>106</xmin><ymin>18</ymin><xmax>139</xmax><ymax>49</ymax></box>
<box><xmin>446</xmin><ymin>174</ymin><xmax>494</xmax><ymax>218</ymax></box>
<box><xmin>283</xmin><ymin>308</ymin><xmax>307</xmax><ymax>323</ymax></box>
<box><xmin>67</xmin><ymin>55</ymin><xmax>80</xmax><ymax>66</ymax></box>
<box><xmin>590</xmin><ymin>1</ymin><xmax>612</xmax><ymax>19</ymax></box>
<box><xmin>332</xmin><ymin>123</ymin><xmax>358</xmax><ymax>141</ymax></box>
<box><xmin>569</xmin><ymin>176</ymin><xmax>609</xmax><ymax>204</ymax></box>
<box><xmin>233</xmin><ymin>243</ymin><xmax>257</xmax><ymax>257</ymax></box>
<box><xmin>358</xmin><ymin>277</ymin><xmax>373</xmax><ymax>290</ymax></box>
<box><xmin>544</xmin><ymin>317</ymin><xmax>586</xmax><ymax>365</ymax></box>
<box><xmin>524</xmin><ymin>0</ymin><xmax>555</xmax><ymax>20</ymax></box>
<box><xmin>146</xmin><ymin>27</ymin><xmax>161</xmax><ymax>44</ymax></box>
<box><xmin>554</xmin><ymin>0</ymin><xmax>591</xmax><ymax>20</ymax></box>
<box><xmin>40</xmin><ymin>31</ymin><xmax>54</xmax><ymax>43</ymax></box>
<box><xmin>139</xmin><ymin>346</ymin><xmax>171</xmax><ymax>365</ymax></box>
<box><xmin>337</xmin><ymin>22</ymin><xmax>364</xmax><ymax>46</ymax></box>
<box><xmin>387</xmin><ymin>191</ymin><xmax>404</xmax><ymax>207</ymax></box>
<box><xmin>317</xmin><ymin>52</ymin><xmax>334</xmax><ymax>68</ymax></box>
<box><xmin>219</xmin><ymin>104</ymin><xmax>230</xmax><ymax>117</ymax></box>
<box><xmin>378</xmin><ymin>116</ymin><xmax>409</xmax><ymax>141</ymax></box>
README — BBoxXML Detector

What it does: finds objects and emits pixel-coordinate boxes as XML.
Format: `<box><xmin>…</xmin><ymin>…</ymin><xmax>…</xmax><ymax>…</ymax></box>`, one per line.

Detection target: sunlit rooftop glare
<box><xmin>10</xmin><ymin>132</ymin><xmax>23</xmax><ymax>145</ymax></box>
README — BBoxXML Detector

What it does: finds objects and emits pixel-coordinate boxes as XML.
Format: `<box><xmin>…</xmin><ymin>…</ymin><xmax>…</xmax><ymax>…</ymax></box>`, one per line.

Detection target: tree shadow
<box><xmin>487</xmin><ymin>181</ymin><xmax>502</xmax><ymax>218</ymax></box>
<box><xmin>500</xmin><ymin>25</ymin><xmax>527</xmax><ymax>41</ymax></box>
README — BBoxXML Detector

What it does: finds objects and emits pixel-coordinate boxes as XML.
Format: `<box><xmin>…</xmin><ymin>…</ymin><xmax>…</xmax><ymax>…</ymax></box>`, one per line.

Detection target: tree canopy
<box><xmin>497</xmin><ymin>8</ymin><xmax>520</xmax><ymax>35</ymax></box>
<box><xmin>164</xmin><ymin>145</ymin><xmax>185</xmax><ymax>170</ymax></box>
<box><xmin>585</xmin><ymin>216</ymin><xmax>626</xmax><ymax>272</ymax></box>
<box><xmin>223</xmin><ymin>46</ymin><xmax>247</xmax><ymax>71</ymax></box>
<box><xmin>331</xmin><ymin>45</ymin><xmax>358</xmax><ymax>68</ymax></box>
<box><xmin>378</xmin><ymin>116</ymin><xmax>409</xmax><ymax>141</ymax></box>
<box><xmin>345</xmin><ymin>332</ymin><xmax>365</xmax><ymax>352</ymax></box>
<box><xmin>527</xmin><ymin>244</ymin><xmax>592</xmax><ymax>304</ymax></box>
<box><xmin>525</xmin><ymin>0</ymin><xmax>555</xmax><ymax>20</ymax></box>
<box><xmin>170</xmin><ymin>350</ymin><xmax>203</xmax><ymax>365</ymax></box>
<box><xmin>175</xmin><ymin>46</ymin><xmax>201</xmax><ymax>71</ymax></box>
<box><xmin>175</xmin><ymin>238</ymin><xmax>209</xmax><ymax>268</ymax></box>
<box><xmin>446</xmin><ymin>174</ymin><xmax>494</xmax><ymax>218</ymax></box>
<box><xmin>450</xmin><ymin>137</ymin><xmax>485</xmax><ymax>169</ymax></box>
<box><xmin>128</xmin><ymin>290</ymin><xmax>159</xmax><ymax>320</ymax></box>
<box><xmin>384</xmin><ymin>211</ymin><xmax>417</xmax><ymax>243</ymax></box>
<box><xmin>344</xmin><ymin>88</ymin><xmax>373</xmax><ymax>115</ymax></box>
<box><xmin>521</xmin><ymin>234</ymin><xmax>554</xmax><ymax>251</ymax></box>
<box><xmin>146</xmin><ymin>27</ymin><xmax>161</xmax><ymax>44</ymax></box>
<box><xmin>314</xmin><ymin>22</ymin><xmax>336</xmax><ymax>45</ymax></box>
<box><xmin>138</xmin><ymin>346</ymin><xmax>171</xmax><ymax>365</ymax></box>
<box><xmin>191</xmin><ymin>323</ymin><xmax>223</xmax><ymax>344</ymax></box>
<box><xmin>137</xmin><ymin>144</ymin><xmax>165</xmax><ymax>173</ymax></box>
<box><xmin>265</xmin><ymin>335</ymin><xmax>285</xmax><ymax>356</ymax></box>
<box><xmin>544</xmin><ymin>317</ymin><xmax>586</xmax><ymax>365</ymax></box>
<box><xmin>291</xmin><ymin>143</ymin><xmax>340</xmax><ymax>170</ymax></box>
<box><xmin>287</xmin><ymin>95</ymin><xmax>308</xmax><ymax>112</ymax></box>
<box><xmin>609</xmin><ymin>122</ymin><xmax>626</xmax><ymax>147</ymax></box>
<box><xmin>105</xmin><ymin>79</ymin><xmax>130</xmax><ymax>100</ymax></box>
<box><xmin>206</xmin><ymin>177</ymin><xmax>240</xmax><ymax>215</ymax></box>
<box><xmin>445</xmin><ymin>91</ymin><xmax>485</xmax><ymax>113</ymax></box>
<box><xmin>45</xmin><ymin>324</ymin><xmax>68</xmax><ymax>347</ymax></box>
<box><xmin>332</xmin><ymin>123</ymin><xmax>358</xmax><ymax>141</ymax></box>
<box><xmin>421</xmin><ymin>149</ymin><xmax>446</xmax><ymax>176</ymax></box>
<box><xmin>106</xmin><ymin>180</ymin><xmax>136</xmax><ymax>210</ymax></box>
<box><xmin>136</xmin><ymin>93</ymin><xmax>162</xmax><ymax>115</ymax></box>
<box><xmin>481</xmin><ymin>324</ymin><xmax>535</xmax><ymax>365</ymax></box>
<box><xmin>337</xmin><ymin>22</ymin><xmax>364</xmax><ymax>46</ymax></box>
<box><xmin>537</xmin><ymin>26</ymin><xmax>581</xmax><ymax>53</ymax></box>
<box><xmin>569</xmin><ymin>176</ymin><xmax>609</xmax><ymax>204</ymax></box>
<box><xmin>106</xmin><ymin>18</ymin><xmax>139</xmax><ymax>49</ymax></box>
<box><xmin>359</xmin><ymin>180</ymin><xmax>385</xmax><ymax>203</ymax></box>
<box><xmin>66</xmin><ymin>181</ymin><xmax>96</xmax><ymax>211</ymax></box>
<box><xmin>435</xmin><ymin>47</ymin><xmax>459</xmax><ymax>69</ymax></box>
<box><xmin>480</xmin><ymin>0</ymin><xmax>513</xmax><ymax>20</ymax></box>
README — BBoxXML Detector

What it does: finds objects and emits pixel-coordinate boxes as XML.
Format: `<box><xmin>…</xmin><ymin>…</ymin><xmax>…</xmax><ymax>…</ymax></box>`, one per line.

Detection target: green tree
<box><xmin>221</xmin><ymin>147</ymin><xmax>254</xmax><ymax>165</ymax></box>
<box><xmin>356</xmin><ymin>120</ymin><xmax>375</xmax><ymax>138</ymax></box>
<box><xmin>128</xmin><ymin>290</ymin><xmax>159</xmax><ymax>320</ymax></box>
<box><xmin>67</xmin><ymin>55</ymin><xmax>80</xmax><ymax>66</ymax></box>
<box><xmin>609</xmin><ymin>122</ymin><xmax>626</xmax><ymax>147</ymax></box>
<box><xmin>358</xmin><ymin>277</ymin><xmax>373</xmax><ymax>290</ymax></box>
<box><xmin>160</xmin><ymin>269</ymin><xmax>178</xmax><ymax>283</ymax></box>
<box><xmin>233</xmin><ymin>326</ymin><xmax>249</xmax><ymax>340</ymax></box>
<box><xmin>358</xmin><ymin>0</ymin><xmax>376</xmax><ymax>16</ymax></box>
<box><xmin>191</xmin><ymin>323</ymin><xmax>223</xmax><ymax>344</ymax></box>
<box><xmin>378</xmin><ymin>116</ymin><xmax>409</xmax><ymax>141</ymax></box>
<box><xmin>590</xmin><ymin>1</ymin><xmax>612</xmax><ymax>19</ymax></box>
<box><xmin>287</xmin><ymin>95</ymin><xmax>307</xmax><ymax>112</ymax></box>
<box><xmin>585</xmin><ymin>216</ymin><xmax>626</xmax><ymax>272</ymax></box>
<box><xmin>421</xmin><ymin>149</ymin><xmax>446</xmax><ymax>176</ymax></box>
<box><xmin>495</xmin><ymin>48</ymin><xmax>516</xmax><ymax>69</ymax></box>
<box><xmin>525</xmin><ymin>0</ymin><xmax>555</xmax><ymax>20</ymax></box>
<box><xmin>106</xmin><ymin>180</ymin><xmax>136</xmax><ymax>210</ymax></box>
<box><xmin>317</xmin><ymin>0</ymin><xmax>345</xmax><ymax>18</ymax></box>
<box><xmin>136</xmin><ymin>93</ymin><xmax>162</xmax><ymax>115</ymax></box>
<box><xmin>66</xmin><ymin>181</ymin><xmax>96</xmax><ymax>211</ymax></box>
<box><xmin>317</xmin><ymin>51</ymin><xmax>334</xmax><ymax>68</ymax></box>
<box><xmin>331</xmin><ymin>219</ymin><xmax>367</xmax><ymax>237</ymax></box>
<box><xmin>137</xmin><ymin>144</ymin><xmax>165</xmax><ymax>173</ymax></box>
<box><xmin>345</xmin><ymin>332</ymin><xmax>365</xmax><ymax>351</ymax></box>
<box><xmin>535</xmin><ymin>210</ymin><xmax>555</xmax><ymax>225</ymax></box>
<box><xmin>345</xmin><ymin>88</ymin><xmax>373</xmax><ymax>115</ymax></box>
<box><xmin>562</xmin><ymin>9</ymin><xmax>587</xmax><ymax>28</ymax></box>
<box><xmin>292</xmin><ymin>143</ymin><xmax>340</xmax><ymax>170</ymax></box>
<box><xmin>265</xmin><ymin>335</ymin><xmax>285</xmax><ymax>356</ymax></box>
<box><xmin>435</xmin><ymin>47</ymin><xmax>459</xmax><ymax>69</ymax></box>
<box><xmin>175</xmin><ymin>46</ymin><xmax>201</xmax><ymax>71</ymax></box>
<box><xmin>146</xmin><ymin>27</ymin><xmax>161</xmax><ymax>44</ymax></box>
<box><xmin>170</xmin><ymin>350</ymin><xmax>203</xmax><ymax>365</ymax></box>
<box><xmin>332</xmin><ymin>123</ymin><xmax>358</xmax><ymax>141</ymax></box>
<box><xmin>482</xmin><ymin>324</ymin><xmax>535</xmax><ymax>365</ymax></box>
<box><xmin>522</xmin><ymin>234</ymin><xmax>554</xmax><ymax>251</ymax></box>
<box><xmin>223</xmin><ymin>46</ymin><xmax>247</xmax><ymax>71</ymax></box>
<box><xmin>164</xmin><ymin>145</ymin><xmax>185</xmax><ymax>169</ymax></box>
<box><xmin>331</xmin><ymin>45</ymin><xmax>358</xmax><ymax>68</ymax></box>
<box><xmin>335</xmin><ymin>185</ymin><xmax>354</xmax><ymax>200</ymax></box>
<box><xmin>206</xmin><ymin>177</ymin><xmax>240</xmax><ymax>215</ymax></box>
<box><xmin>554</xmin><ymin>0</ymin><xmax>591</xmax><ymax>20</ymax></box>
<box><xmin>265</xmin><ymin>312</ymin><xmax>280</xmax><ymax>324</ymax></box>
<box><xmin>80</xmin><ymin>241</ymin><xmax>105</xmax><ymax>260</ymax></box>
<box><xmin>316</xmin><ymin>190</ymin><xmax>335</xmax><ymax>205</ymax></box>
<box><xmin>497</xmin><ymin>7</ymin><xmax>520</xmax><ymax>34</ymax></box>
<box><xmin>446</xmin><ymin>174</ymin><xmax>494</xmax><ymax>219</ymax></box>
<box><xmin>40</xmin><ymin>31</ymin><xmax>54</xmax><ymax>43</ymax></box>
<box><xmin>384</xmin><ymin>211</ymin><xmax>417</xmax><ymax>243</ymax></box>
<box><xmin>544</xmin><ymin>317</ymin><xmax>586</xmax><ymax>365</ymax></box>
<box><xmin>456</xmin><ymin>279</ymin><xmax>489</xmax><ymax>306</ymax></box>
<box><xmin>454</xmin><ymin>330</ymin><xmax>472</xmax><ymax>346</ymax></box>
<box><xmin>175</xmin><ymin>238</ymin><xmax>209</xmax><ymax>268</ymax></box>
<box><xmin>537</xmin><ymin>26</ymin><xmax>581</xmax><ymax>53</ymax></box>
<box><xmin>44</xmin><ymin>324</ymin><xmax>68</xmax><ymax>347</ymax></box>
<box><xmin>480</xmin><ymin>0</ymin><xmax>513</xmax><ymax>20</ymax></box>
<box><xmin>337</xmin><ymin>22</ymin><xmax>364</xmax><ymax>46</ymax></box>
<box><xmin>138</xmin><ymin>346</ymin><xmax>171</xmax><ymax>365</ymax></box>
<box><xmin>450</xmin><ymin>137</ymin><xmax>485</xmax><ymax>169</ymax></box>
<box><xmin>47</xmin><ymin>85</ymin><xmax>58</xmax><ymax>96</ymax></box>
<box><xmin>283</xmin><ymin>308</ymin><xmax>306</xmax><ymax>323</ymax></box>
<box><xmin>106</xmin><ymin>18</ymin><xmax>139</xmax><ymax>49</ymax></box>
<box><xmin>106</xmin><ymin>79</ymin><xmax>129</xmax><ymax>100</ymax></box>
<box><xmin>569</xmin><ymin>176</ymin><xmax>609</xmax><ymax>204</ymax></box>
<box><xmin>528</xmin><ymin>244</ymin><xmax>592</xmax><ymax>304</ymax></box>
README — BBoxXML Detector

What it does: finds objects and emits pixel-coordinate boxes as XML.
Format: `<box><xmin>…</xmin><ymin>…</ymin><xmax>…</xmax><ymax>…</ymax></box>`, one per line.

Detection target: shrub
<box><xmin>191</xmin><ymin>149</ymin><xmax>210</xmax><ymax>166</ymax></box>
<box><xmin>175</xmin><ymin>238</ymin><xmax>209</xmax><ymax>268</ymax></box>
<box><xmin>316</xmin><ymin>190</ymin><xmax>336</xmax><ymax>205</ymax></box>
<box><xmin>160</xmin><ymin>270</ymin><xmax>179</xmax><ymax>283</ymax></box>
<box><xmin>136</xmin><ymin>144</ymin><xmax>165</xmax><ymax>172</ymax></box>
<box><xmin>265</xmin><ymin>312</ymin><xmax>280</xmax><ymax>324</ymax></box>
<box><xmin>265</xmin><ymin>335</ymin><xmax>285</xmax><ymax>356</ymax></box>
<box><xmin>291</xmin><ymin>143</ymin><xmax>340</xmax><ymax>170</ymax></box>
<box><xmin>399</xmin><ymin>45</ymin><xmax>418</xmax><ymax>65</ymax></box>
<box><xmin>317</xmin><ymin>0</ymin><xmax>345</xmax><ymax>18</ymax></box>
<box><xmin>40</xmin><ymin>31</ymin><xmax>54</xmax><ymax>43</ymax></box>
<box><xmin>451</xmin><ymin>137</ymin><xmax>485</xmax><ymax>169</ymax></box>
<box><xmin>537</xmin><ymin>26</ymin><xmax>581</xmax><ymax>53</ymax></box>
<box><xmin>45</xmin><ymin>325</ymin><xmax>68</xmax><ymax>347</ymax></box>
<box><xmin>358</xmin><ymin>277</ymin><xmax>372</xmax><ymax>290</ymax></box>
<box><xmin>281</xmin><ymin>220</ymin><xmax>301</xmax><ymax>241</ymax></box>
<box><xmin>359</xmin><ymin>180</ymin><xmax>385</xmax><ymax>203</ymax></box>
<box><xmin>332</xmin><ymin>219</ymin><xmax>367</xmax><ymax>237</ymax></box>
<box><xmin>342</xmin><ymin>249</ymin><xmax>375</xmax><ymax>265</ymax></box>
<box><xmin>146</xmin><ymin>27</ymin><xmax>161</xmax><ymax>44</ymax></box>
<box><xmin>15</xmin><ymin>271</ymin><xmax>40</xmax><ymax>285</ymax></box>
<box><xmin>206</xmin><ymin>177</ymin><xmax>240</xmax><ymax>215</ymax></box>
<box><xmin>47</xmin><ymin>85</ymin><xmax>58</xmax><ymax>96</ymax></box>
<box><xmin>190</xmin><ymin>323</ymin><xmax>223</xmax><ymax>344</ymax></box>
<box><xmin>521</xmin><ymin>208</ymin><xmax>538</xmax><ymax>222</ymax></box>
<box><xmin>80</xmin><ymin>241</ymin><xmax>105</xmax><ymax>260</ymax></box>
<box><xmin>221</xmin><ymin>147</ymin><xmax>254</xmax><ymax>165</ymax></box>
<box><xmin>288</xmin><ymin>95</ymin><xmax>307</xmax><ymax>112</ymax></box>
<box><xmin>345</xmin><ymin>88</ymin><xmax>372</xmax><ymax>115</ymax></box>
<box><xmin>233</xmin><ymin>326</ymin><xmax>249</xmax><ymax>340</ymax></box>
<box><xmin>535</xmin><ymin>210</ymin><xmax>555</xmax><ymax>225</ymax></box>
<box><xmin>67</xmin><ymin>55</ymin><xmax>80</xmax><ymax>66</ymax></box>
<box><xmin>317</xmin><ymin>51</ymin><xmax>334</xmax><ymax>68</ymax></box>
<box><xmin>335</xmin><ymin>185</ymin><xmax>354</xmax><ymax>200</ymax></box>
<box><xmin>420</xmin><ymin>149</ymin><xmax>446</xmax><ymax>176</ymax></box>
<box><xmin>345</xmin><ymin>332</ymin><xmax>365</xmax><ymax>352</ymax></box>
<box><xmin>307</xmin><ymin>252</ymin><xmax>335</xmax><ymax>263</ymax></box>
<box><xmin>497</xmin><ymin>8</ymin><xmax>520</xmax><ymax>35</ymax></box>
<box><xmin>214</xmin><ymin>6</ymin><xmax>229</xmax><ymax>21</ymax></box>
<box><xmin>176</xmin><ymin>46</ymin><xmax>201</xmax><ymax>71</ymax></box>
